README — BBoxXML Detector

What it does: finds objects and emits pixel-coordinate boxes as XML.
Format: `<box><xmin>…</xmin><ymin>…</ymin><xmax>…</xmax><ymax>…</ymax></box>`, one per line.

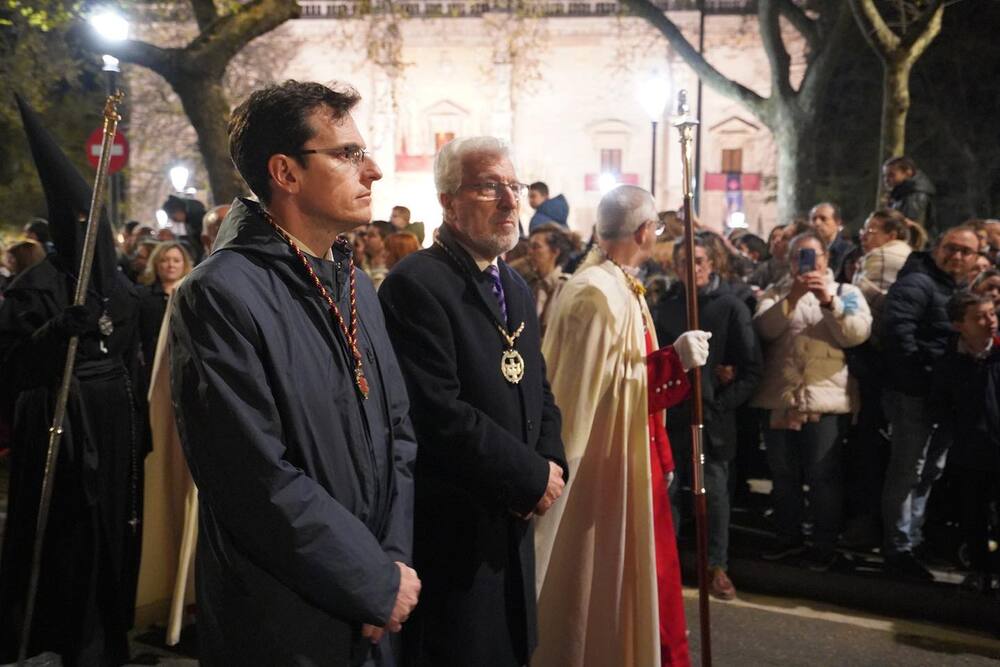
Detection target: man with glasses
<box><xmin>170</xmin><ymin>81</ymin><xmax>420</xmax><ymax>665</ymax></box>
<box><xmin>379</xmin><ymin>136</ymin><xmax>567</xmax><ymax>667</ymax></box>
<box><xmin>881</xmin><ymin>224</ymin><xmax>980</xmax><ymax>579</ymax></box>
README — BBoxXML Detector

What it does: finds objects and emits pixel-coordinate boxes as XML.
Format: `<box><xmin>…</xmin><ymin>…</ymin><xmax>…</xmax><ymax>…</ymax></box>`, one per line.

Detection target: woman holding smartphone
<box><xmin>750</xmin><ymin>231</ymin><xmax>873</xmax><ymax>570</ymax></box>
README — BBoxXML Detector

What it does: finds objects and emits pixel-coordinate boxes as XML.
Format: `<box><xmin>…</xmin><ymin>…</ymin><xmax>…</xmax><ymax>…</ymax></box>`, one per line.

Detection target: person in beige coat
<box><xmin>854</xmin><ymin>209</ymin><xmax>916</xmax><ymax>319</ymax></box>
<box><xmin>752</xmin><ymin>231</ymin><xmax>872</xmax><ymax>570</ymax></box>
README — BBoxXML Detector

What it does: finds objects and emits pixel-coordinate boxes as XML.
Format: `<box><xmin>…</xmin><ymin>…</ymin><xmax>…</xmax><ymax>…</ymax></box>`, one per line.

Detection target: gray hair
<box><xmin>596</xmin><ymin>185</ymin><xmax>657</xmax><ymax>240</ymax></box>
<box><xmin>434</xmin><ymin>136</ymin><xmax>514</xmax><ymax>194</ymax></box>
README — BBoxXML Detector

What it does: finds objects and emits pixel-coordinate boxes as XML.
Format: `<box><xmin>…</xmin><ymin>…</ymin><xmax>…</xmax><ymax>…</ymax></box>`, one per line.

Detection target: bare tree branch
<box><xmin>86</xmin><ymin>34</ymin><xmax>176</xmax><ymax>78</ymax></box>
<box><xmin>188</xmin><ymin>0</ymin><xmax>301</xmax><ymax>70</ymax></box>
<box><xmin>848</xmin><ymin>0</ymin><xmax>900</xmax><ymax>59</ymax></box>
<box><xmin>759</xmin><ymin>0</ymin><xmax>793</xmax><ymax>101</ymax></box>
<box><xmin>776</xmin><ymin>0</ymin><xmax>818</xmax><ymax>48</ymax></box>
<box><xmin>901</xmin><ymin>0</ymin><xmax>944</xmax><ymax>53</ymax></box>
<box><xmin>618</xmin><ymin>0</ymin><xmax>766</xmax><ymax>116</ymax></box>
<box><xmin>797</xmin><ymin>3</ymin><xmax>852</xmax><ymax>107</ymax></box>
<box><xmin>189</xmin><ymin>0</ymin><xmax>220</xmax><ymax>32</ymax></box>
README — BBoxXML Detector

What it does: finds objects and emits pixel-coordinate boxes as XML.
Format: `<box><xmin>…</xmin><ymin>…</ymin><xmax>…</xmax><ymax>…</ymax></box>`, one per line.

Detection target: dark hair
<box><xmin>867</xmin><ymin>208</ymin><xmax>909</xmax><ymax>240</ymax></box>
<box><xmin>228</xmin><ymin>80</ymin><xmax>362</xmax><ymax>205</ymax></box>
<box><xmin>736</xmin><ymin>233</ymin><xmax>769</xmax><ymax>261</ymax></box>
<box><xmin>767</xmin><ymin>224</ymin><xmax>787</xmax><ymax>242</ymax></box>
<box><xmin>530</xmin><ymin>223</ymin><xmax>574</xmax><ymax>266</ymax></box>
<box><xmin>947</xmin><ymin>290</ymin><xmax>991</xmax><ymax>323</ymax></box>
<box><xmin>369</xmin><ymin>220</ymin><xmax>395</xmax><ymax>240</ymax></box>
<box><xmin>933</xmin><ymin>224</ymin><xmax>979</xmax><ymax>248</ymax></box>
<box><xmin>973</xmin><ymin>269</ymin><xmax>1000</xmax><ymax>292</ymax></box>
<box><xmin>7</xmin><ymin>239</ymin><xmax>46</xmax><ymax>275</ymax></box>
<box><xmin>23</xmin><ymin>218</ymin><xmax>50</xmax><ymax>244</ymax></box>
<box><xmin>883</xmin><ymin>156</ymin><xmax>917</xmax><ymax>174</ymax></box>
<box><xmin>811</xmin><ymin>202</ymin><xmax>842</xmax><ymax>223</ymax></box>
<box><xmin>529</xmin><ymin>182</ymin><xmax>549</xmax><ymax>197</ymax></box>
<box><xmin>124</xmin><ymin>220</ymin><xmax>141</xmax><ymax>234</ymax></box>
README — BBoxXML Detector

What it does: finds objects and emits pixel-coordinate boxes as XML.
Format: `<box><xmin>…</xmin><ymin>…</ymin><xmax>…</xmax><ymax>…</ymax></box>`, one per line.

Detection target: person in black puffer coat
<box><xmin>652</xmin><ymin>236</ymin><xmax>763</xmax><ymax>600</ymax></box>
<box><xmin>880</xmin><ymin>225</ymin><xmax>980</xmax><ymax>579</ymax></box>
<box><xmin>883</xmin><ymin>156</ymin><xmax>936</xmax><ymax>232</ymax></box>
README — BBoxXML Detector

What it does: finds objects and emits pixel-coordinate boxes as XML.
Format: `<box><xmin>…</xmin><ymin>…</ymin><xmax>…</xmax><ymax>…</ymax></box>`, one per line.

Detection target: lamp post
<box><xmin>90</xmin><ymin>10</ymin><xmax>129</xmax><ymax>228</ymax></box>
<box><xmin>169</xmin><ymin>165</ymin><xmax>190</xmax><ymax>193</ymax></box>
<box><xmin>638</xmin><ymin>74</ymin><xmax>670</xmax><ymax>196</ymax></box>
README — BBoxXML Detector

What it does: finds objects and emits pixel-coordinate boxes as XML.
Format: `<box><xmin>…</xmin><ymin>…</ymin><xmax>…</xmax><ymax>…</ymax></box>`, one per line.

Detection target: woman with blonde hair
<box><xmin>138</xmin><ymin>241</ymin><xmax>193</xmax><ymax>370</ymax></box>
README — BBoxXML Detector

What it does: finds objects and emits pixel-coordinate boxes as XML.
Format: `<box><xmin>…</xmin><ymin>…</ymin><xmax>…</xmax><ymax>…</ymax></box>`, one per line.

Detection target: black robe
<box><xmin>379</xmin><ymin>224</ymin><xmax>567</xmax><ymax>667</ymax></box>
<box><xmin>0</xmin><ymin>258</ymin><xmax>146</xmax><ymax>666</ymax></box>
<box><xmin>170</xmin><ymin>198</ymin><xmax>416</xmax><ymax>667</ymax></box>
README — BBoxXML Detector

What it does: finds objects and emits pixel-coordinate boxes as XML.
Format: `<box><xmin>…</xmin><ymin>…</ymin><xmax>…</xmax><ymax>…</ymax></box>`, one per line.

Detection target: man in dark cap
<box><xmin>0</xmin><ymin>96</ymin><xmax>146</xmax><ymax>665</ymax></box>
<box><xmin>162</xmin><ymin>194</ymin><xmax>207</xmax><ymax>264</ymax></box>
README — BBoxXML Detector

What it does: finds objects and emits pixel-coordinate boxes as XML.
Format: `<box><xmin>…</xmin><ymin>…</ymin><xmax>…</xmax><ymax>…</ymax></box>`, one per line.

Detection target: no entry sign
<box><xmin>86</xmin><ymin>127</ymin><xmax>129</xmax><ymax>174</ymax></box>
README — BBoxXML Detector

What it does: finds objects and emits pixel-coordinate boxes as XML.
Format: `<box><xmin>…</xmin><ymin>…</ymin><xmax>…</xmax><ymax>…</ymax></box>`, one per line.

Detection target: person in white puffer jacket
<box><xmin>751</xmin><ymin>230</ymin><xmax>872</xmax><ymax>570</ymax></box>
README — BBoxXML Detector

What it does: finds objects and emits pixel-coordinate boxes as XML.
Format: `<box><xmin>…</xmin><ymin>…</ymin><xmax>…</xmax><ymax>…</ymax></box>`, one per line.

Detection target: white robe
<box><xmin>533</xmin><ymin>258</ymin><xmax>660</xmax><ymax>667</ymax></box>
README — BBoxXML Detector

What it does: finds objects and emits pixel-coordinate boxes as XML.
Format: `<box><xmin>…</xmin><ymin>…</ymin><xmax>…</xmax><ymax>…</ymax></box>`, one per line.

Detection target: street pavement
<box><xmin>683</xmin><ymin>588</ymin><xmax>1000</xmax><ymax>666</ymax></box>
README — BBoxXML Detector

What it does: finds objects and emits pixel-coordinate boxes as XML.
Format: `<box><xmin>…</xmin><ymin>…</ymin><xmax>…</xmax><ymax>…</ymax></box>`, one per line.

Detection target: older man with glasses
<box><xmin>881</xmin><ymin>224</ymin><xmax>981</xmax><ymax>580</ymax></box>
<box><xmin>379</xmin><ymin>136</ymin><xmax>568</xmax><ymax>667</ymax></box>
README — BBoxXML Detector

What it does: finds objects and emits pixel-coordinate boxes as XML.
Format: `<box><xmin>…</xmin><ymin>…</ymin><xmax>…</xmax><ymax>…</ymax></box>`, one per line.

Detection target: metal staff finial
<box><xmin>674</xmin><ymin>87</ymin><xmax>712</xmax><ymax>667</ymax></box>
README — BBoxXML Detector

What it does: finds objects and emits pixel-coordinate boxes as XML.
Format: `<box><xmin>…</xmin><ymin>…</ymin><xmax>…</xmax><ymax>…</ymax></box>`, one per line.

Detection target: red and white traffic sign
<box><xmin>86</xmin><ymin>128</ymin><xmax>129</xmax><ymax>174</ymax></box>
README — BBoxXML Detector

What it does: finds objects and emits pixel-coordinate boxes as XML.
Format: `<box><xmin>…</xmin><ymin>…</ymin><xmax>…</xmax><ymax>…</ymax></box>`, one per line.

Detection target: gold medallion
<box><xmin>497</xmin><ymin>321</ymin><xmax>527</xmax><ymax>384</ymax></box>
<box><xmin>501</xmin><ymin>348</ymin><xmax>525</xmax><ymax>384</ymax></box>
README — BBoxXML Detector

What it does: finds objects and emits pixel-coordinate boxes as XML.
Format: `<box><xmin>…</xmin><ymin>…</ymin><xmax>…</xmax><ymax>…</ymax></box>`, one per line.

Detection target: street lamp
<box><xmin>637</xmin><ymin>73</ymin><xmax>670</xmax><ymax>195</ymax></box>
<box><xmin>90</xmin><ymin>10</ymin><xmax>129</xmax><ymax>227</ymax></box>
<box><xmin>169</xmin><ymin>165</ymin><xmax>190</xmax><ymax>193</ymax></box>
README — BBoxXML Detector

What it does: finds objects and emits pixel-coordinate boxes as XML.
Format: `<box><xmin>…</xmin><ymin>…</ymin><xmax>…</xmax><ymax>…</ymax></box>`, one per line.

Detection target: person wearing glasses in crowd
<box><xmin>379</xmin><ymin>136</ymin><xmax>567</xmax><ymax>667</ymax></box>
<box><xmin>169</xmin><ymin>81</ymin><xmax>420</xmax><ymax>665</ymax></box>
<box><xmin>880</xmin><ymin>224</ymin><xmax>981</xmax><ymax>580</ymax></box>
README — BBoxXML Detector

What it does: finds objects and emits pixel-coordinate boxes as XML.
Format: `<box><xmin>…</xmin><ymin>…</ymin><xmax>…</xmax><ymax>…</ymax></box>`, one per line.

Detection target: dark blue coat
<box><xmin>379</xmin><ymin>223</ymin><xmax>566</xmax><ymax>667</ymax></box>
<box><xmin>882</xmin><ymin>251</ymin><xmax>959</xmax><ymax>395</ymax></box>
<box><xmin>170</xmin><ymin>198</ymin><xmax>416</xmax><ymax>667</ymax></box>
<box><xmin>652</xmin><ymin>277</ymin><xmax>763</xmax><ymax>461</ymax></box>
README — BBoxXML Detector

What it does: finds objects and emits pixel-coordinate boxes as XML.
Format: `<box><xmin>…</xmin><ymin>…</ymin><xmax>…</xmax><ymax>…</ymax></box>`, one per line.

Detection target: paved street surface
<box><xmin>683</xmin><ymin>588</ymin><xmax>1000</xmax><ymax>666</ymax></box>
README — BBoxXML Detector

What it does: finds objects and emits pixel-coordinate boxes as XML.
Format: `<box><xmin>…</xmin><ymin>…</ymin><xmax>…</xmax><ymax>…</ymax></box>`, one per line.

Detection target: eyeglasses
<box><xmin>294</xmin><ymin>146</ymin><xmax>369</xmax><ymax>167</ymax></box>
<box><xmin>648</xmin><ymin>219</ymin><xmax>667</xmax><ymax>236</ymax></box>
<box><xmin>941</xmin><ymin>243</ymin><xmax>978</xmax><ymax>257</ymax></box>
<box><xmin>458</xmin><ymin>181</ymin><xmax>529</xmax><ymax>201</ymax></box>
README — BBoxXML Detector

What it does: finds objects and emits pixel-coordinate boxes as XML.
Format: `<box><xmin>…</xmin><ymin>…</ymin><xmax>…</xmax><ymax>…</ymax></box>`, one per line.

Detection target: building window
<box><xmin>722</xmin><ymin>148</ymin><xmax>743</xmax><ymax>173</ymax></box>
<box><xmin>434</xmin><ymin>132</ymin><xmax>455</xmax><ymax>151</ymax></box>
<box><xmin>601</xmin><ymin>148</ymin><xmax>623</xmax><ymax>176</ymax></box>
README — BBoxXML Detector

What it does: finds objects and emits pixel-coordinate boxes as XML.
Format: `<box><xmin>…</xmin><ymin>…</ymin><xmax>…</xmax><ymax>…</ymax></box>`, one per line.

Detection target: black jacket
<box><xmin>652</xmin><ymin>277</ymin><xmax>763</xmax><ymax>461</ymax></box>
<box><xmin>882</xmin><ymin>251</ymin><xmax>959</xmax><ymax>395</ymax></box>
<box><xmin>170</xmin><ymin>198</ymin><xmax>416</xmax><ymax>666</ymax></box>
<box><xmin>889</xmin><ymin>170</ymin><xmax>936</xmax><ymax>230</ymax></box>
<box><xmin>138</xmin><ymin>281</ymin><xmax>168</xmax><ymax>372</ymax></box>
<box><xmin>829</xmin><ymin>236</ymin><xmax>857</xmax><ymax>283</ymax></box>
<box><xmin>932</xmin><ymin>336</ymin><xmax>1000</xmax><ymax>472</ymax></box>
<box><xmin>379</xmin><ymin>224</ymin><xmax>566</xmax><ymax>667</ymax></box>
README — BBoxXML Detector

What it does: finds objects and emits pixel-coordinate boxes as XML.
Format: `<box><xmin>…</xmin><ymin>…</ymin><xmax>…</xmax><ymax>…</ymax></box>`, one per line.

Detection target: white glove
<box><xmin>673</xmin><ymin>330</ymin><xmax>711</xmax><ymax>371</ymax></box>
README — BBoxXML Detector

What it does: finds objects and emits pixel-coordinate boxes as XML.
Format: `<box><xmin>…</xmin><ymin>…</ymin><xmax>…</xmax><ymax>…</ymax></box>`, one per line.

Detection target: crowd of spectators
<box><xmin>3</xmin><ymin>155</ymin><xmax>999</xmax><ymax>602</ymax></box>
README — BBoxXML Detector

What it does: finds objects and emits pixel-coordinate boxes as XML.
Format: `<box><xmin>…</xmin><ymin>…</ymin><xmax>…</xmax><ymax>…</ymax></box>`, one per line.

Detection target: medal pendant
<box><xmin>501</xmin><ymin>348</ymin><xmax>525</xmax><ymax>384</ymax></box>
<box><xmin>356</xmin><ymin>370</ymin><xmax>370</xmax><ymax>399</ymax></box>
<box><xmin>98</xmin><ymin>311</ymin><xmax>114</xmax><ymax>337</ymax></box>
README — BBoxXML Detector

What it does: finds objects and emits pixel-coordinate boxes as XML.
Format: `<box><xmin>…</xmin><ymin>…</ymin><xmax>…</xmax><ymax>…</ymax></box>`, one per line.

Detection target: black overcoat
<box><xmin>170</xmin><ymin>198</ymin><xmax>417</xmax><ymax>666</ymax></box>
<box><xmin>379</xmin><ymin>224</ymin><xmax>567</xmax><ymax>667</ymax></box>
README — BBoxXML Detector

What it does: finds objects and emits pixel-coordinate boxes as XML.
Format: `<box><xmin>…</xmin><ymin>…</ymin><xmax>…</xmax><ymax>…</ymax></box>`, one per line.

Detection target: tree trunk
<box><xmin>172</xmin><ymin>73</ymin><xmax>244</xmax><ymax>204</ymax></box>
<box><xmin>773</xmin><ymin>109</ymin><xmax>818</xmax><ymax>222</ymax></box>
<box><xmin>876</xmin><ymin>56</ymin><xmax>913</xmax><ymax>201</ymax></box>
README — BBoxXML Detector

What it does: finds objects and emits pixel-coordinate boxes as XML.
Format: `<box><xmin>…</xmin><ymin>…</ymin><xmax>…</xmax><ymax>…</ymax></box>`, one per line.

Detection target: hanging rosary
<box><xmin>435</xmin><ymin>240</ymin><xmax>526</xmax><ymax>385</ymax></box>
<box><xmin>263</xmin><ymin>211</ymin><xmax>369</xmax><ymax>399</ymax></box>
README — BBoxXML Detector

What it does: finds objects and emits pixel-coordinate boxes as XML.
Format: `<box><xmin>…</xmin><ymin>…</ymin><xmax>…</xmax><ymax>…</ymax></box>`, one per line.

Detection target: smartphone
<box><xmin>798</xmin><ymin>247</ymin><xmax>817</xmax><ymax>274</ymax></box>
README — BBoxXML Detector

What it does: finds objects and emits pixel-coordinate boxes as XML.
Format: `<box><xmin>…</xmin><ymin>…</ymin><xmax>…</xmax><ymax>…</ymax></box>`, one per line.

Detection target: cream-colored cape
<box><xmin>533</xmin><ymin>257</ymin><xmax>660</xmax><ymax>667</ymax></box>
<box><xmin>134</xmin><ymin>290</ymin><xmax>198</xmax><ymax>645</ymax></box>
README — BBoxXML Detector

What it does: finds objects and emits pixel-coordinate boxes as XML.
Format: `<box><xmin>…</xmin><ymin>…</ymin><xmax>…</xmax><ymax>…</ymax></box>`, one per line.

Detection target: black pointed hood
<box><xmin>15</xmin><ymin>93</ymin><xmax>118</xmax><ymax>298</ymax></box>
